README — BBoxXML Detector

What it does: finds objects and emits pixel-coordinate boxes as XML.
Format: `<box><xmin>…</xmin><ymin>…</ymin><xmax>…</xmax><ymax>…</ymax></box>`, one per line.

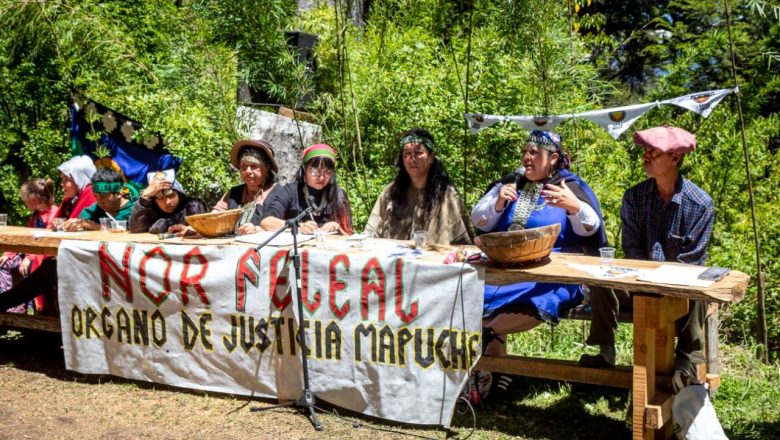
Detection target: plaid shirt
<box><xmin>621</xmin><ymin>177</ymin><xmax>713</xmax><ymax>265</ymax></box>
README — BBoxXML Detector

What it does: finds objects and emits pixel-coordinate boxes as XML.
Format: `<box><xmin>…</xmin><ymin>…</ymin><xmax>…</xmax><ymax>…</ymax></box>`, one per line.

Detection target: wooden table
<box><xmin>1</xmin><ymin>226</ymin><xmax>750</xmax><ymax>439</ymax></box>
<box><xmin>478</xmin><ymin>254</ymin><xmax>748</xmax><ymax>440</ymax></box>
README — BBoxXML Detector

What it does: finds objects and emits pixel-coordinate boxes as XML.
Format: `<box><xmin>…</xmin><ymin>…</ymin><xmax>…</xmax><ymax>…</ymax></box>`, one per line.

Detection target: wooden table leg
<box><xmin>633</xmin><ymin>295</ymin><xmax>688</xmax><ymax>440</ymax></box>
<box><xmin>633</xmin><ymin>295</ymin><xmax>656</xmax><ymax>440</ymax></box>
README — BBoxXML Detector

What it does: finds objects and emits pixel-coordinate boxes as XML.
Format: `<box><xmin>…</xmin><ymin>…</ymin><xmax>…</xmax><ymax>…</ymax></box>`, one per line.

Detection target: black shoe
<box><xmin>578</xmin><ymin>353</ymin><xmax>615</xmax><ymax>368</ymax></box>
<box><xmin>487</xmin><ymin>373</ymin><xmax>516</xmax><ymax>403</ymax></box>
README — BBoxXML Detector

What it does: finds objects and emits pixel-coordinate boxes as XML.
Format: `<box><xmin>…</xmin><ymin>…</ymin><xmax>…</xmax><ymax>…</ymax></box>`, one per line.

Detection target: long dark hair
<box><xmin>297</xmin><ymin>156</ymin><xmax>353</xmax><ymax>233</ymax></box>
<box><xmin>389</xmin><ymin>128</ymin><xmax>452</xmax><ymax>221</ymax></box>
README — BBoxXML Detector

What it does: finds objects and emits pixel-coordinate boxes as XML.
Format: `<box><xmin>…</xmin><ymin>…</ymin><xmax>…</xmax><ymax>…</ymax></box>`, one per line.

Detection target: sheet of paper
<box><xmin>234</xmin><ymin>231</ymin><xmax>314</xmax><ymax>247</ymax></box>
<box><xmin>637</xmin><ymin>264</ymin><xmax>713</xmax><ymax>287</ymax></box>
<box><xmin>314</xmin><ymin>238</ymin><xmax>427</xmax><ymax>259</ymax></box>
<box><xmin>567</xmin><ymin>263</ymin><xmax>645</xmax><ymax>280</ymax></box>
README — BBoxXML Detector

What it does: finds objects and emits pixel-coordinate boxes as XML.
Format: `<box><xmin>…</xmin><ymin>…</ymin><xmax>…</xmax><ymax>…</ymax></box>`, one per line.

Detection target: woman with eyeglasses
<box><xmin>364</xmin><ymin>128</ymin><xmax>473</xmax><ymax>245</ymax></box>
<box><xmin>261</xmin><ymin>144</ymin><xmax>353</xmax><ymax>235</ymax></box>
<box><xmin>213</xmin><ymin>139</ymin><xmax>280</xmax><ymax>234</ymax></box>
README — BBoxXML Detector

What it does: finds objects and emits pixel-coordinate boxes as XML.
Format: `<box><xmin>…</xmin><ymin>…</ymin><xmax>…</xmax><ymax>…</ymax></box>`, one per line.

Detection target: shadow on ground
<box><xmin>3</xmin><ymin>329</ymin><xmax>636</xmax><ymax>439</ymax></box>
<box><xmin>450</xmin><ymin>376</ymin><xmax>631</xmax><ymax>439</ymax></box>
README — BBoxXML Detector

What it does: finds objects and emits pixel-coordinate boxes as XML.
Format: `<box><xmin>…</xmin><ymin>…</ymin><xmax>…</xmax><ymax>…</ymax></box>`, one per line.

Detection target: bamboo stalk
<box><xmin>723</xmin><ymin>0</ymin><xmax>768</xmax><ymax>362</ymax></box>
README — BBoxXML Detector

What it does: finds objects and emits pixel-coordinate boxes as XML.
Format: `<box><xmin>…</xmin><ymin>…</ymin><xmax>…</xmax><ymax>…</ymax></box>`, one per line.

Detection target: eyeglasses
<box><xmin>307</xmin><ymin>168</ymin><xmax>334</xmax><ymax>178</ymax></box>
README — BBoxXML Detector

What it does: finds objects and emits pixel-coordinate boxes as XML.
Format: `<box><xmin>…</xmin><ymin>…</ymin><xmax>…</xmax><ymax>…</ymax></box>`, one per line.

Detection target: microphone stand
<box><xmin>251</xmin><ymin>205</ymin><xmax>323</xmax><ymax>431</ymax></box>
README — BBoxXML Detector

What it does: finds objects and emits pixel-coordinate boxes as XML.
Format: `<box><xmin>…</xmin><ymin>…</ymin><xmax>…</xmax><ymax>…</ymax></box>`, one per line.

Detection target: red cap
<box><xmin>633</xmin><ymin>126</ymin><xmax>696</xmax><ymax>154</ymax></box>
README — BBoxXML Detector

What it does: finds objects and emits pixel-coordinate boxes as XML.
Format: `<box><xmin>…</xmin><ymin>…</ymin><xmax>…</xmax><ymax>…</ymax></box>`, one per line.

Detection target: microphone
<box><xmin>514</xmin><ymin>166</ymin><xmax>525</xmax><ymax>188</ymax></box>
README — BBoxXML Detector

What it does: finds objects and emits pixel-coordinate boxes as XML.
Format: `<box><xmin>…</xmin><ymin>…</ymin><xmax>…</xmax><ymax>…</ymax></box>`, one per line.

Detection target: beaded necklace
<box><xmin>508</xmin><ymin>181</ymin><xmax>544</xmax><ymax>231</ymax></box>
<box><xmin>303</xmin><ymin>185</ymin><xmax>328</xmax><ymax>216</ymax></box>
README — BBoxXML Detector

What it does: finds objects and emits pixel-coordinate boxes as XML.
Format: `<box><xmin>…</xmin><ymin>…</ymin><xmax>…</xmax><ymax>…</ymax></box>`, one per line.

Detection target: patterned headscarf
<box><xmin>400</xmin><ymin>134</ymin><xmax>434</xmax><ymax>152</ymax></box>
<box><xmin>526</xmin><ymin>129</ymin><xmax>570</xmax><ymax>170</ymax></box>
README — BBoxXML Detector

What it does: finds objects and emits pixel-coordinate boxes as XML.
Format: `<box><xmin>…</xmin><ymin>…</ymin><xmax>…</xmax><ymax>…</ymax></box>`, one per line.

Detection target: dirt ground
<box><xmin>0</xmin><ymin>330</ymin><xmax>456</xmax><ymax>440</ymax></box>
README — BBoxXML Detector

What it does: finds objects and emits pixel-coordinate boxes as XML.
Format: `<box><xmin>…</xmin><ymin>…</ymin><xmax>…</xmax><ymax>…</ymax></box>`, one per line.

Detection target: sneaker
<box><xmin>460</xmin><ymin>370</ymin><xmax>493</xmax><ymax>406</ymax></box>
<box><xmin>488</xmin><ymin>373</ymin><xmax>516</xmax><ymax>402</ymax></box>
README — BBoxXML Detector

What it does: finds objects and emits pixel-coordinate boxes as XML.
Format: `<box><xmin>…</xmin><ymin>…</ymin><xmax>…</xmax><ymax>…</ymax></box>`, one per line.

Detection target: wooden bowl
<box><xmin>474</xmin><ymin>224</ymin><xmax>561</xmax><ymax>265</ymax></box>
<box><xmin>185</xmin><ymin>209</ymin><xmax>242</xmax><ymax>238</ymax></box>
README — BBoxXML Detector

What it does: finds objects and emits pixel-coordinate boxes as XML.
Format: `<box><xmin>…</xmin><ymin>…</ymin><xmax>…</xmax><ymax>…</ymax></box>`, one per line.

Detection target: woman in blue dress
<box><xmin>471</xmin><ymin>130</ymin><xmax>608</xmax><ymax>360</ymax></box>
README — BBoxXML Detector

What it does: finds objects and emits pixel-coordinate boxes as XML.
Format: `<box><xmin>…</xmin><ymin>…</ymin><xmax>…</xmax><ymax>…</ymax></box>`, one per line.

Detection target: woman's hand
<box><xmin>237</xmin><ymin>223</ymin><xmax>261</xmax><ymax>235</ymax></box>
<box><xmin>319</xmin><ymin>221</ymin><xmax>340</xmax><ymax>233</ymax></box>
<box><xmin>141</xmin><ymin>178</ymin><xmax>171</xmax><ymax>199</ymax></box>
<box><xmin>299</xmin><ymin>220</ymin><xmax>319</xmax><ymax>235</ymax></box>
<box><xmin>494</xmin><ymin>183</ymin><xmax>518</xmax><ymax>212</ymax></box>
<box><xmin>542</xmin><ymin>180</ymin><xmax>580</xmax><ymax>215</ymax></box>
<box><xmin>62</xmin><ymin>218</ymin><xmax>98</xmax><ymax>231</ymax></box>
<box><xmin>19</xmin><ymin>257</ymin><xmax>32</xmax><ymax>276</ymax></box>
<box><xmin>168</xmin><ymin>224</ymin><xmax>196</xmax><ymax>237</ymax></box>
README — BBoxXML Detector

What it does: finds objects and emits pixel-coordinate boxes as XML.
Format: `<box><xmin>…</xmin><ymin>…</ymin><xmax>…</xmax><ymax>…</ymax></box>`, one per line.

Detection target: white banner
<box><xmin>465</xmin><ymin>88</ymin><xmax>735</xmax><ymax>137</ymax></box>
<box><xmin>56</xmin><ymin>240</ymin><xmax>484</xmax><ymax>426</ymax></box>
<box><xmin>577</xmin><ymin>102</ymin><xmax>658</xmax><ymax>139</ymax></box>
<box><xmin>507</xmin><ymin>114</ymin><xmax>572</xmax><ymax>132</ymax></box>
<box><xmin>465</xmin><ymin>113</ymin><xmax>506</xmax><ymax>133</ymax></box>
<box><xmin>661</xmin><ymin>88</ymin><xmax>733</xmax><ymax>118</ymax></box>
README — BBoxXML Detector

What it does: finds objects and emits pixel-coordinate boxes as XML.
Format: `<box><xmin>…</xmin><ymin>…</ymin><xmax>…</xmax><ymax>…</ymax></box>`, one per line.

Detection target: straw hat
<box><xmin>230</xmin><ymin>139</ymin><xmax>278</xmax><ymax>172</ymax></box>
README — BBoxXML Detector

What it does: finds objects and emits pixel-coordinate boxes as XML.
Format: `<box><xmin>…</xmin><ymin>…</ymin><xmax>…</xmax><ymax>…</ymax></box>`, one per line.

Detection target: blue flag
<box><xmin>70</xmin><ymin>98</ymin><xmax>182</xmax><ymax>185</ymax></box>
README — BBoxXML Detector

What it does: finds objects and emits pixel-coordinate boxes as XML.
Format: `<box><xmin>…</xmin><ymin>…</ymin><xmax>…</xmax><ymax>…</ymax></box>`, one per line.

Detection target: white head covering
<box><xmin>57</xmin><ymin>155</ymin><xmax>97</xmax><ymax>192</ymax></box>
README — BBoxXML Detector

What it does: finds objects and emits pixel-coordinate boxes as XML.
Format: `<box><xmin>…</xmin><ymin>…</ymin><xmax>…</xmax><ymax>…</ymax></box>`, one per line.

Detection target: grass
<box><xmin>1</xmin><ymin>324</ymin><xmax>778</xmax><ymax>439</ymax></box>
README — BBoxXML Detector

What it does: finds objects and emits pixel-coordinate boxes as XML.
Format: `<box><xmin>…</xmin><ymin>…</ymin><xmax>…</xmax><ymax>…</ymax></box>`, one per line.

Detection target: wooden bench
<box><xmin>561</xmin><ymin>300</ymin><xmax>722</xmax><ymax>393</ymax></box>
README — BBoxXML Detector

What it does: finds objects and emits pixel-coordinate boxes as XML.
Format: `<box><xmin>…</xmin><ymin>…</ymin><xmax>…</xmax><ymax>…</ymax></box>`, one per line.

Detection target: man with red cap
<box><xmin>581</xmin><ymin>126</ymin><xmax>714</xmax><ymax>391</ymax></box>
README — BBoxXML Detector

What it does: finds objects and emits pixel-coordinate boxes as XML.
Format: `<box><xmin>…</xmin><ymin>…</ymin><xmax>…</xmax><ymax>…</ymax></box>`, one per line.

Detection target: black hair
<box><xmin>389</xmin><ymin>128</ymin><xmax>451</xmax><ymax>220</ymax></box>
<box><xmin>298</xmin><ymin>156</ymin><xmax>353</xmax><ymax>232</ymax></box>
<box><xmin>91</xmin><ymin>168</ymin><xmax>124</xmax><ymax>184</ymax></box>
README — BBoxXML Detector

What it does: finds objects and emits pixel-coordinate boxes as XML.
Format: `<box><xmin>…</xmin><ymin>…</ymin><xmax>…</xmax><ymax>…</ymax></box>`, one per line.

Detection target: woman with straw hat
<box><xmin>213</xmin><ymin>139</ymin><xmax>280</xmax><ymax>234</ymax></box>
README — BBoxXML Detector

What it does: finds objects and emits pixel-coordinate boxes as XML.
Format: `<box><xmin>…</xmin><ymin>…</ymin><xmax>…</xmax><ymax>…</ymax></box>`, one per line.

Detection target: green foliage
<box><xmin>0</xmin><ymin>0</ymin><xmax>777</xmax><ymax>360</ymax></box>
<box><xmin>0</xmin><ymin>0</ymin><xmax>301</xmax><ymax>217</ymax></box>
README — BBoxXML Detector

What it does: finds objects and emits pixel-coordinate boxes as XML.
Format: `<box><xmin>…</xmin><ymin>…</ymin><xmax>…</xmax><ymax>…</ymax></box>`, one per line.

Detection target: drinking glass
<box><xmin>599</xmin><ymin>247</ymin><xmax>616</xmax><ymax>269</ymax></box>
<box><xmin>413</xmin><ymin>230</ymin><xmax>427</xmax><ymax>249</ymax></box>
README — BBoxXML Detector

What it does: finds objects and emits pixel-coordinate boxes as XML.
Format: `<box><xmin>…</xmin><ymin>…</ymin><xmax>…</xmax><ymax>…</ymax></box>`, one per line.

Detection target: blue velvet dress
<box><xmin>482</xmin><ymin>169</ymin><xmax>606</xmax><ymax>323</ymax></box>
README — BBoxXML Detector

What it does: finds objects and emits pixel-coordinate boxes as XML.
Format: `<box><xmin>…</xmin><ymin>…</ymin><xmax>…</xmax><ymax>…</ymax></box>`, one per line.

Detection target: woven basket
<box><xmin>474</xmin><ymin>224</ymin><xmax>561</xmax><ymax>265</ymax></box>
<box><xmin>185</xmin><ymin>209</ymin><xmax>242</xmax><ymax>238</ymax></box>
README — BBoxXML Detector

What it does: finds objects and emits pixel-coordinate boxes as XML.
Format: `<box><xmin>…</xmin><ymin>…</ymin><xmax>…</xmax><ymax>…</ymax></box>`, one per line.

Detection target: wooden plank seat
<box><xmin>0</xmin><ymin>312</ymin><xmax>61</xmax><ymax>333</ymax></box>
<box><xmin>559</xmin><ymin>299</ymin><xmax>721</xmax><ymax>389</ymax></box>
